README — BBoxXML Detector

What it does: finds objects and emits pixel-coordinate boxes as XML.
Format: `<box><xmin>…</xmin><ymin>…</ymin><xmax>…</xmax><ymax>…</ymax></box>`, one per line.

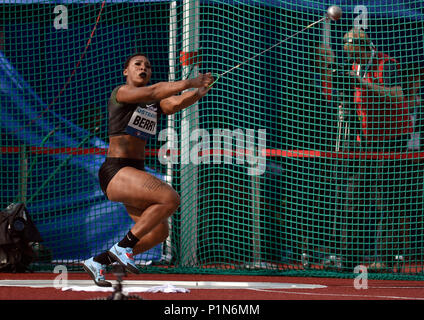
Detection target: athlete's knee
<box><xmin>168</xmin><ymin>191</ymin><xmax>181</xmax><ymax>214</ymax></box>
<box><xmin>173</xmin><ymin>192</ymin><xmax>181</xmax><ymax>209</ymax></box>
<box><xmin>163</xmin><ymin>189</ymin><xmax>180</xmax><ymax>214</ymax></box>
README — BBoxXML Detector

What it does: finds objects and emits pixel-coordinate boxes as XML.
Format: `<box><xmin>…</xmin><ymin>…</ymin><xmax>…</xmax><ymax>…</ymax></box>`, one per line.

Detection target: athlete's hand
<box><xmin>197</xmin><ymin>74</ymin><xmax>214</xmax><ymax>98</ymax></box>
<box><xmin>202</xmin><ymin>73</ymin><xmax>214</xmax><ymax>87</ymax></box>
<box><xmin>191</xmin><ymin>73</ymin><xmax>214</xmax><ymax>88</ymax></box>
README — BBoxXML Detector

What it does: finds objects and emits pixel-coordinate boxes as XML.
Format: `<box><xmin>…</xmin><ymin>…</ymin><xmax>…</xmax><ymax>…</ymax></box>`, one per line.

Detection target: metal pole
<box><xmin>161</xmin><ymin>0</ymin><xmax>178</xmax><ymax>264</ymax></box>
<box><xmin>180</xmin><ymin>0</ymin><xmax>200</xmax><ymax>267</ymax></box>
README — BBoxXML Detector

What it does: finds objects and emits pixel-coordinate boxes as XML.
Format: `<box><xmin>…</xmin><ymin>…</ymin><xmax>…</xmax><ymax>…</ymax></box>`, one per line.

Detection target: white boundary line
<box><xmin>0</xmin><ymin>279</ymin><xmax>326</xmax><ymax>290</ymax></box>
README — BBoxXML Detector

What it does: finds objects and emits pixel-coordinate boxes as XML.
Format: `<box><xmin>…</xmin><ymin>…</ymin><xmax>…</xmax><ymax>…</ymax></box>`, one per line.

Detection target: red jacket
<box><xmin>353</xmin><ymin>52</ymin><xmax>412</xmax><ymax>141</ymax></box>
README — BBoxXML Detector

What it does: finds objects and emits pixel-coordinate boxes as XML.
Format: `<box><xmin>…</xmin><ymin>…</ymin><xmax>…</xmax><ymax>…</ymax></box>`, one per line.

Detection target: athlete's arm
<box><xmin>116</xmin><ymin>73</ymin><xmax>212</xmax><ymax>104</ymax></box>
<box><xmin>160</xmin><ymin>77</ymin><xmax>213</xmax><ymax>115</ymax></box>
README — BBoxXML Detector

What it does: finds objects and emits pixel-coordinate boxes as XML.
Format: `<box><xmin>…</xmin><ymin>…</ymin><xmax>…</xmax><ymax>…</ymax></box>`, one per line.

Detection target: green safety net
<box><xmin>0</xmin><ymin>0</ymin><xmax>423</xmax><ymax>280</ymax></box>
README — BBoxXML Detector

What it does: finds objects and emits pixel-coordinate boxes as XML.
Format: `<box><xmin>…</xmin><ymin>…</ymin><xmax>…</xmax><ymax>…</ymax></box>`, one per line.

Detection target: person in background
<box><xmin>338</xmin><ymin>27</ymin><xmax>412</xmax><ymax>272</ymax></box>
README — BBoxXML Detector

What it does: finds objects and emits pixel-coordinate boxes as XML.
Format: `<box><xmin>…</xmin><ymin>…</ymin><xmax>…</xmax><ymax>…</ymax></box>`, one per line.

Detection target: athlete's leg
<box><xmin>106</xmin><ymin>166</ymin><xmax>180</xmax><ymax>240</ymax></box>
<box><xmin>125</xmin><ymin>204</ymin><xmax>170</xmax><ymax>255</ymax></box>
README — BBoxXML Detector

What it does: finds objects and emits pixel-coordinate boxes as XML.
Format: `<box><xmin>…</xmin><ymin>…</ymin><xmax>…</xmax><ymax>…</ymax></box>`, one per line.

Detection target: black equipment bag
<box><xmin>0</xmin><ymin>202</ymin><xmax>43</xmax><ymax>272</ymax></box>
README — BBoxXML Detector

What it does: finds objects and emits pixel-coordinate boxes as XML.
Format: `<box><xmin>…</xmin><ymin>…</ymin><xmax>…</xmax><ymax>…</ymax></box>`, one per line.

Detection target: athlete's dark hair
<box><xmin>124</xmin><ymin>53</ymin><xmax>149</xmax><ymax>69</ymax></box>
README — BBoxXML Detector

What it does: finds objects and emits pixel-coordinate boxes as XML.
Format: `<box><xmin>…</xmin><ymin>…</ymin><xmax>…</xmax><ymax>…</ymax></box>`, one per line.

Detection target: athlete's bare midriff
<box><xmin>107</xmin><ymin>135</ymin><xmax>146</xmax><ymax>160</ymax></box>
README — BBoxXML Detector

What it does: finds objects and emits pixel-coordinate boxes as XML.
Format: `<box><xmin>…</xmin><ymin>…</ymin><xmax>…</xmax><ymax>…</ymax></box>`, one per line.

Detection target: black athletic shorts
<box><xmin>98</xmin><ymin>157</ymin><xmax>145</xmax><ymax>198</ymax></box>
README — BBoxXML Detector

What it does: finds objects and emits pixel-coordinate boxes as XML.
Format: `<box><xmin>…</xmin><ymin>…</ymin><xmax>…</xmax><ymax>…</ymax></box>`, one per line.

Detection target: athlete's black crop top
<box><xmin>108</xmin><ymin>85</ymin><xmax>162</xmax><ymax>139</ymax></box>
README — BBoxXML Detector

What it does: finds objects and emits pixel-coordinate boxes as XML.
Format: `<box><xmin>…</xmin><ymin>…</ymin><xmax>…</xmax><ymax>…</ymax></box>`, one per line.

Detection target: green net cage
<box><xmin>0</xmin><ymin>0</ymin><xmax>423</xmax><ymax>280</ymax></box>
